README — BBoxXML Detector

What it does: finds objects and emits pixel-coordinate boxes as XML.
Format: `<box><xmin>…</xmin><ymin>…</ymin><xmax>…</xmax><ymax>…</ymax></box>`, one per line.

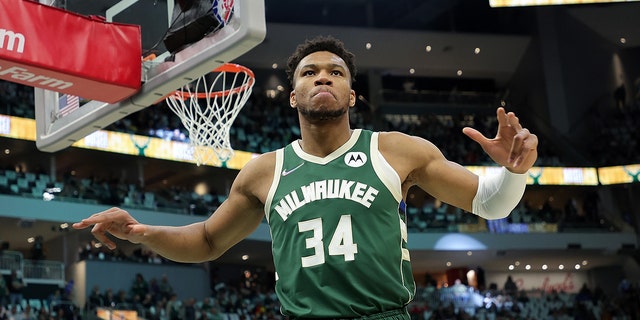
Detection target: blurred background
<box><xmin>1</xmin><ymin>0</ymin><xmax>640</xmax><ymax>319</ymax></box>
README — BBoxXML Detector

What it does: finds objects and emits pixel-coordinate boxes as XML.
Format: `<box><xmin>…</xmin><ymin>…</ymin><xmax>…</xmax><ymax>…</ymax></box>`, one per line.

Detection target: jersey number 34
<box><xmin>298</xmin><ymin>215</ymin><xmax>358</xmax><ymax>268</ymax></box>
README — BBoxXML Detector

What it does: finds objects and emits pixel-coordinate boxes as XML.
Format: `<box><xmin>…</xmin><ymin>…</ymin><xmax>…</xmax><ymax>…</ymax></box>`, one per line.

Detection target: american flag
<box><xmin>57</xmin><ymin>94</ymin><xmax>80</xmax><ymax>118</ymax></box>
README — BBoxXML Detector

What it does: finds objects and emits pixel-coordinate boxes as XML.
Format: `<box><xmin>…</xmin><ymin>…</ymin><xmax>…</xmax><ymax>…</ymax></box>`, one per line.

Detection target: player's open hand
<box><xmin>461</xmin><ymin>107</ymin><xmax>538</xmax><ymax>174</ymax></box>
<box><xmin>72</xmin><ymin>207</ymin><xmax>147</xmax><ymax>250</ymax></box>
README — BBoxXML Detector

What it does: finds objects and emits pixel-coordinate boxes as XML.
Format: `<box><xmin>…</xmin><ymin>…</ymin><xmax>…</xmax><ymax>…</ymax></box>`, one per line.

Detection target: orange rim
<box><xmin>171</xmin><ymin>63</ymin><xmax>255</xmax><ymax>100</ymax></box>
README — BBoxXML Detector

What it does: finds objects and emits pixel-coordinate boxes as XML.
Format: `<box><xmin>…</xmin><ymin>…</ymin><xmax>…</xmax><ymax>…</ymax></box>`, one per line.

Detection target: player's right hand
<box><xmin>72</xmin><ymin>207</ymin><xmax>147</xmax><ymax>250</ymax></box>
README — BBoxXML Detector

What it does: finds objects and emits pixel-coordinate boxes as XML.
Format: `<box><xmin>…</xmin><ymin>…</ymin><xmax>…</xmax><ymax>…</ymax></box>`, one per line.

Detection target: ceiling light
<box><xmin>575</xmin><ymin>264</ymin><xmax>581</xmax><ymax>270</ymax></box>
<box><xmin>559</xmin><ymin>264</ymin><xmax>564</xmax><ymax>270</ymax></box>
<box><xmin>508</xmin><ymin>265</ymin><xmax>514</xmax><ymax>270</ymax></box>
<box><xmin>525</xmin><ymin>264</ymin><xmax>531</xmax><ymax>270</ymax></box>
<box><xmin>542</xmin><ymin>264</ymin><xmax>548</xmax><ymax>270</ymax></box>
<box><xmin>456</xmin><ymin>70</ymin><xmax>463</xmax><ymax>76</ymax></box>
<box><xmin>425</xmin><ymin>45</ymin><xmax>432</xmax><ymax>52</ymax></box>
<box><xmin>365</xmin><ymin>43</ymin><xmax>372</xmax><ymax>50</ymax></box>
<box><xmin>3</xmin><ymin>149</ymin><xmax>9</xmax><ymax>154</ymax></box>
<box><xmin>582</xmin><ymin>260</ymin><xmax>588</xmax><ymax>266</ymax></box>
<box><xmin>467</xmin><ymin>251</ymin><xmax>472</xmax><ymax>256</ymax></box>
<box><xmin>194</xmin><ymin>182</ymin><xmax>208</xmax><ymax>196</ymax></box>
<box><xmin>242</xmin><ymin>255</ymin><xmax>249</xmax><ymax>261</ymax></box>
<box><xmin>409</xmin><ymin>68</ymin><xmax>415</xmax><ymax>74</ymax></box>
<box><xmin>272</xmin><ymin>63</ymin><xmax>278</xmax><ymax>69</ymax></box>
<box><xmin>474</xmin><ymin>47</ymin><xmax>480</xmax><ymax>54</ymax></box>
<box><xmin>446</xmin><ymin>261</ymin><xmax>452</xmax><ymax>267</ymax></box>
<box><xmin>620</xmin><ymin>38</ymin><xmax>626</xmax><ymax>44</ymax></box>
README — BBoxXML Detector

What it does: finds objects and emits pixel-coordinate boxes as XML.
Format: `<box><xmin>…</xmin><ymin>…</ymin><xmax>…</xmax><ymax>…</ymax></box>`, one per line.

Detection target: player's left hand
<box><xmin>461</xmin><ymin>107</ymin><xmax>538</xmax><ymax>174</ymax></box>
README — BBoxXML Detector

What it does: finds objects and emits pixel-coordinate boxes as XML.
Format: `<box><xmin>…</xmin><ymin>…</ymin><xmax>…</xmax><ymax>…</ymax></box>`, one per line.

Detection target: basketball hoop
<box><xmin>165</xmin><ymin>63</ymin><xmax>255</xmax><ymax>166</ymax></box>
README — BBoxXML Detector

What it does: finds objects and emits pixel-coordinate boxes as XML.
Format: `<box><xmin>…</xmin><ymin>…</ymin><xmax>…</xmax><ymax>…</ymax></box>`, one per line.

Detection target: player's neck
<box><xmin>298</xmin><ymin>121</ymin><xmax>353</xmax><ymax>157</ymax></box>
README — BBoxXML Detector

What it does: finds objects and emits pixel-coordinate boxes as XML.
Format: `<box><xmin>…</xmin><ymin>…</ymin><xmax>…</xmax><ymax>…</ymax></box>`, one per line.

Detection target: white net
<box><xmin>165</xmin><ymin>63</ymin><xmax>254</xmax><ymax>166</ymax></box>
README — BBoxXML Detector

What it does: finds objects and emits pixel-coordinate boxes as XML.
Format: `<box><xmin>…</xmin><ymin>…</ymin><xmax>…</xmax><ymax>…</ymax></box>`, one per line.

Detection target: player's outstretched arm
<box><xmin>72</xmin><ymin>154</ymin><xmax>272</xmax><ymax>263</ymax></box>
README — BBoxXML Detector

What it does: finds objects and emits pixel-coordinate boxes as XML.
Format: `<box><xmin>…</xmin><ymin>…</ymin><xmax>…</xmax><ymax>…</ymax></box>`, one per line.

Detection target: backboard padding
<box><xmin>34</xmin><ymin>0</ymin><xmax>266</xmax><ymax>153</ymax></box>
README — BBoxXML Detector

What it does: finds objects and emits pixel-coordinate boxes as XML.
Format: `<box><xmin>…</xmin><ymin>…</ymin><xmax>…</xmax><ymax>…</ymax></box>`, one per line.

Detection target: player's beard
<box><xmin>298</xmin><ymin>105</ymin><xmax>348</xmax><ymax>121</ymax></box>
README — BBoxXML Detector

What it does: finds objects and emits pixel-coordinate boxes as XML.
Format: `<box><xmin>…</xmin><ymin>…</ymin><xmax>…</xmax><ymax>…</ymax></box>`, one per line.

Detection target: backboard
<box><xmin>34</xmin><ymin>0</ymin><xmax>266</xmax><ymax>152</ymax></box>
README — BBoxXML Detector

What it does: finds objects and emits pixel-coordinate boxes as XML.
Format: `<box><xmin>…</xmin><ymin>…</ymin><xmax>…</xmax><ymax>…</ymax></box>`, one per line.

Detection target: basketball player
<box><xmin>73</xmin><ymin>36</ymin><xmax>538</xmax><ymax>319</ymax></box>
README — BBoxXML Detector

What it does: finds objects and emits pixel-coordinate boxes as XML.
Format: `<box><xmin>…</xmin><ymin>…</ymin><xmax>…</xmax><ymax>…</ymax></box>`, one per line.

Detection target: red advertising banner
<box><xmin>0</xmin><ymin>0</ymin><xmax>141</xmax><ymax>103</ymax></box>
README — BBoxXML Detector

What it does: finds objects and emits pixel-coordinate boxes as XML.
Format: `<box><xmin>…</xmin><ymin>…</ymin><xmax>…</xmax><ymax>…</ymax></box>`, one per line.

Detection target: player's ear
<box><xmin>349</xmin><ymin>89</ymin><xmax>356</xmax><ymax>107</ymax></box>
<box><xmin>290</xmin><ymin>90</ymin><xmax>297</xmax><ymax>108</ymax></box>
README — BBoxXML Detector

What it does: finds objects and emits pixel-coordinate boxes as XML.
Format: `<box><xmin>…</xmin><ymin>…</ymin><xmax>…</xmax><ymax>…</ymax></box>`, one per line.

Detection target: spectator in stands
<box><xmin>7</xmin><ymin>270</ymin><xmax>24</xmax><ymax>308</ymax></box>
<box><xmin>30</xmin><ymin>236</ymin><xmax>45</xmax><ymax>260</ymax></box>
<box><xmin>102</xmin><ymin>288</ymin><xmax>116</xmax><ymax>308</ymax></box>
<box><xmin>19</xmin><ymin>304</ymin><xmax>36</xmax><ymax>320</ymax></box>
<box><xmin>503</xmin><ymin>276</ymin><xmax>518</xmax><ymax>296</ymax></box>
<box><xmin>0</xmin><ymin>274</ymin><xmax>7</xmax><ymax>308</ymax></box>
<box><xmin>129</xmin><ymin>273</ymin><xmax>149</xmax><ymax>300</ymax></box>
<box><xmin>63</xmin><ymin>279</ymin><xmax>74</xmax><ymax>301</ymax></box>
<box><xmin>199</xmin><ymin>296</ymin><xmax>214</xmax><ymax>314</ymax></box>
<box><xmin>114</xmin><ymin>289</ymin><xmax>132</xmax><ymax>308</ymax></box>
<box><xmin>87</xmin><ymin>285</ymin><xmax>103</xmax><ymax>310</ymax></box>
<box><xmin>182</xmin><ymin>297</ymin><xmax>197</xmax><ymax>320</ymax></box>
<box><xmin>576</xmin><ymin>283</ymin><xmax>593</xmax><ymax>303</ymax></box>
<box><xmin>147</xmin><ymin>277</ymin><xmax>161</xmax><ymax>304</ymax></box>
<box><xmin>48</xmin><ymin>289</ymin><xmax>64</xmax><ymax>313</ymax></box>
<box><xmin>73</xmin><ymin>35</ymin><xmax>538</xmax><ymax>319</ymax></box>
<box><xmin>0</xmin><ymin>304</ymin><xmax>9</xmax><ymax>320</ymax></box>
<box><xmin>614</xmin><ymin>83</ymin><xmax>627</xmax><ymax>113</ymax></box>
<box><xmin>165</xmin><ymin>294</ymin><xmax>181</xmax><ymax>320</ymax></box>
<box><xmin>158</xmin><ymin>274</ymin><xmax>174</xmax><ymax>301</ymax></box>
<box><xmin>139</xmin><ymin>293</ymin><xmax>154</xmax><ymax>316</ymax></box>
<box><xmin>5</xmin><ymin>305</ymin><xmax>18</xmax><ymax>320</ymax></box>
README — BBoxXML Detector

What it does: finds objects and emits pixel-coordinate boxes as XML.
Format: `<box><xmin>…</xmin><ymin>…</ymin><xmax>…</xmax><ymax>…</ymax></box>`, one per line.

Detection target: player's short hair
<box><xmin>286</xmin><ymin>35</ymin><xmax>356</xmax><ymax>88</ymax></box>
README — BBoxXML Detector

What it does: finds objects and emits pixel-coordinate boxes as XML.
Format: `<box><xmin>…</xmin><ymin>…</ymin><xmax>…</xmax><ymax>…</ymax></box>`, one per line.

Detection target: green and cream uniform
<box><xmin>265</xmin><ymin>129</ymin><xmax>415</xmax><ymax>318</ymax></box>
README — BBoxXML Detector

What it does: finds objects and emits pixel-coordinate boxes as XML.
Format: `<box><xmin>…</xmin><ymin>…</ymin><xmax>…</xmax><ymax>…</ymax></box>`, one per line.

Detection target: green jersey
<box><xmin>265</xmin><ymin>129</ymin><xmax>415</xmax><ymax>318</ymax></box>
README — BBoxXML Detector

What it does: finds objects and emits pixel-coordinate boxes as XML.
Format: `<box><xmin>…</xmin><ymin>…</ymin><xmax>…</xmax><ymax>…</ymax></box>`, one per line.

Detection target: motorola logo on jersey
<box><xmin>344</xmin><ymin>152</ymin><xmax>367</xmax><ymax>168</ymax></box>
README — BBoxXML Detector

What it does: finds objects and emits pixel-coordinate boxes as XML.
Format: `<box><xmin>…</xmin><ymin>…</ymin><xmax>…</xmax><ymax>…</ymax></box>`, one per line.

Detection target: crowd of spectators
<box><xmin>81</xmin><ymin>272</ymin><xmax>283</xmax><ymax>320</ymax></box>
<box><xmin>409</xmin><ymin>278</ymin><xmax>640</xmax><ymax>320</ymax></box>
<box><xmin>3</xmin><ymin>78</ymin><xmax>639</xmax><ymax>168</ymax></box>
<box><xmin>0</xmin><ymin>79</ymin><xmax>594</xmax><ymax>167</ymax></box>
<box><xmin>0</xmin><ymin>163</ymin><xmax>622</xmax><ymax>235</ymax></box>
<box><xmin>4</xmin><ymin>266</ymin><xmax>640</xmax><ymax>320</ymax></box>
<box><xmin>0</xmin><ymin>281</ymin><xmax>81</xmax><ymax>320</ymax></box>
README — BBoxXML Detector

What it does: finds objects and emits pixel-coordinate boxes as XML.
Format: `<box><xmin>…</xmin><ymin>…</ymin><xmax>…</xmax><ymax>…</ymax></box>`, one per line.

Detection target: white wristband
<box><xmin>472</xmin><ymin>167</ymin><xmax>527</xmax><ymax>220</ymax></box>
